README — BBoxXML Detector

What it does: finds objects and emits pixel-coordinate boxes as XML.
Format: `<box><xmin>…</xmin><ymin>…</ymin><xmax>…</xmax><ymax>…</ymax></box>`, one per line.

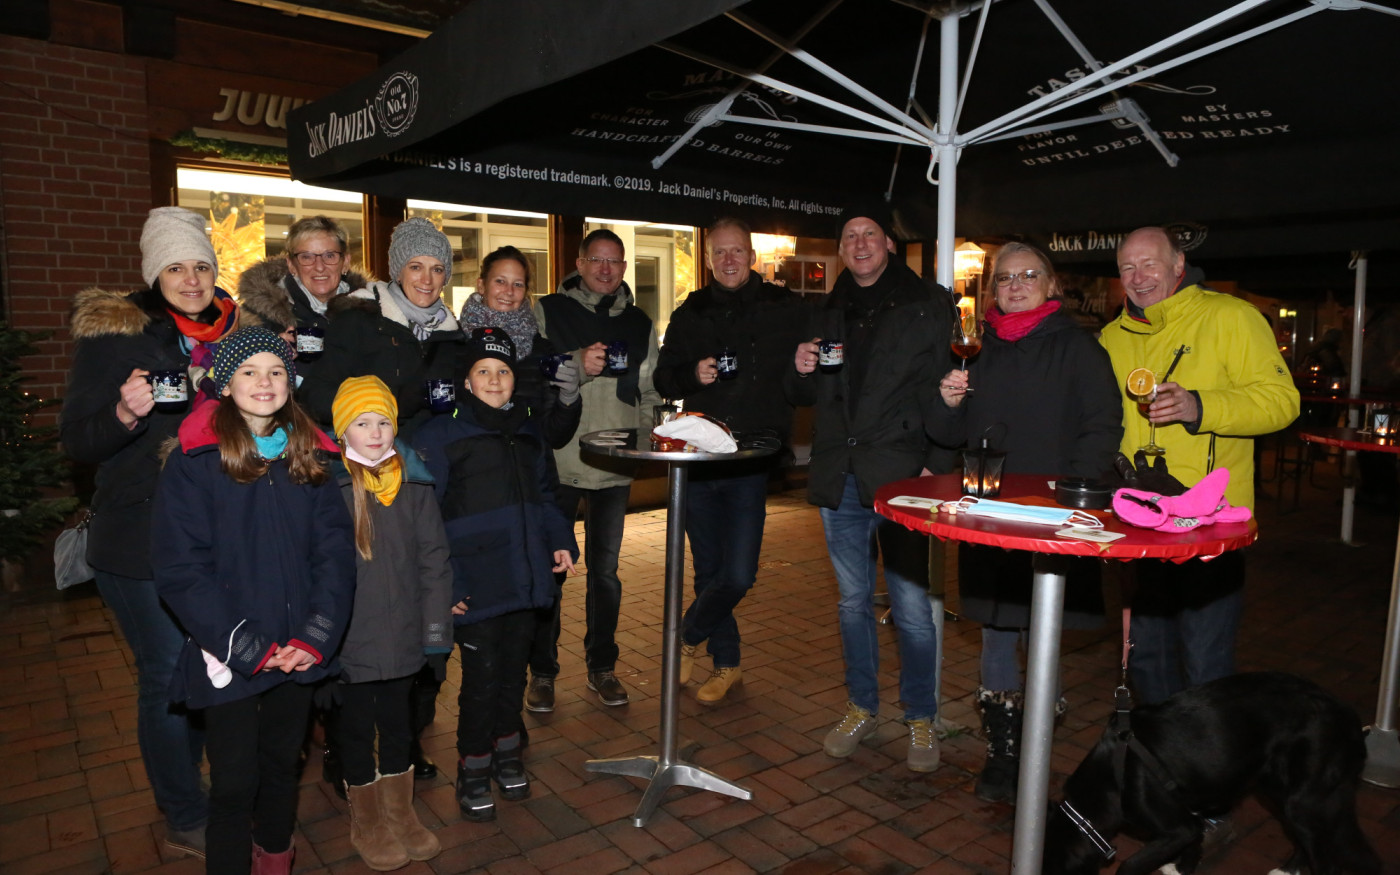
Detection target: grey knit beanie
<box><xmin>388</xmin><ymin>217</ymin><xmax>453</xmax><ymax>282</ymax></box>
<box><xmin>140</xmin><ymin>207</ymin><xmax>218</xmax><ymax>288</ymax></box>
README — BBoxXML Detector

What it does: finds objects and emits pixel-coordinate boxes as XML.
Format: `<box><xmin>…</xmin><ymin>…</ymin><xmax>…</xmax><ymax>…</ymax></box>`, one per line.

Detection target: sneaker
<box><xmin>679</xmin><ymin>642</ymin><xmax>698</xmax><ymax>685</ymax></box>
<box><xmin>823</xmin><ymin>702</ymin><xmax>878</xmax><ymax>757</ymax></box>
<box><xmin>696</xmin><ymin>666</ymin><xmax>742</xmax><ymax>704</ymax></box>
<box><xmin>165</xmin><ymin>825</ymin><xmax>206</xmax><ymax>859</ymax></box>
<box><xmin>906</xmin><ymin>718</ymin><xmax>941</xmax><ymax>772</ymax></box>
<box><xmin>587</xmin><ymin>671</ymin><xmax>629</xmax><ymax>706</ymax></box>
<box><xmin>525</xmin><ymin>675</ymin><xmax>555</xmax><ymax>713</ymax></box>
<box><xmin>456</xmin><ymin>761</ymin><xmax>496</xmax><ymax>822</ymax></box>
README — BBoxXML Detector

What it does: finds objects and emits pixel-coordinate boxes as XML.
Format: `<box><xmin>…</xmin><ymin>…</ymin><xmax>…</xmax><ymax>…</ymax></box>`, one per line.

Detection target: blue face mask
<box><xmin>958</xmin><ymin>499</ymin><xmax>1103</xmax><ymax>528</ymax></box>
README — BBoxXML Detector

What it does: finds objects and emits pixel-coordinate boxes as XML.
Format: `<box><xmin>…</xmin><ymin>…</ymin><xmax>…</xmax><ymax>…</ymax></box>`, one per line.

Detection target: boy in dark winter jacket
<box><xmin>412</xmin><ymin>327</ymin><xmax>578</xmax><ymax>823</ymax></box>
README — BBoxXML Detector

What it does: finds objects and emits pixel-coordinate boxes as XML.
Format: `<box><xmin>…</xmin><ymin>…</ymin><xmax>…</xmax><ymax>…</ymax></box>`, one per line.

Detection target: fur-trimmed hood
<box><xmin>236</xmin><ymin>256</ymin><xmax>374</xmax><ymax>332</ymax></box>
<box><xmin>327</xmin><ymin>281</ymin><xmax>461</xmax><ymax>335</ymax></box>
<box><xmin>69</xmin><ymin>287</ymin><xmax>159</xmax><ymax>340</ymax></box>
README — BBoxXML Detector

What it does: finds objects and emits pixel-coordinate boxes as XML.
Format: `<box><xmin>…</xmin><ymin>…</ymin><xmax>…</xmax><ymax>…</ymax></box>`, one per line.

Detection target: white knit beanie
<box><xmin>140</xmin><ymin>207</ymin><xmax>218</xmax><ymax>288</ymax></box>
<box><xmin>388</xmin><ymin>217</ymin><xmax>453</xmax><ymax>282</ymax></box>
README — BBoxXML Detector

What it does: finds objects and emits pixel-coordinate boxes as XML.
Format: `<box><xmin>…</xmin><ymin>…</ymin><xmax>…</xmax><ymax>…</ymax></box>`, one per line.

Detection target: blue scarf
<box><xmin>253</xmin><ymin>427</ymin><xmax>289</xmax><ymax>460</ymax></box>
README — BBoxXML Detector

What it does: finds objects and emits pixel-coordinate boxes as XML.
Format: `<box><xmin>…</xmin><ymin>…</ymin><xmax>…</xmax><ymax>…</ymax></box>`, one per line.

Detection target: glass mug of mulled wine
<box><xmin>144</xmin><ymin>369</ymin><xmax>189</xmax><ymax>414</ymax></box>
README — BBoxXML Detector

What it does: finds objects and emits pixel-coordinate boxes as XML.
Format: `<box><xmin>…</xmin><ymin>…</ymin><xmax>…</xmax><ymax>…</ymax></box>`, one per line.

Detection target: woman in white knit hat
<box><xmin>59</xmin><ymin>206</ymin><xmax>241</xmax><ymax>861</ymax></box>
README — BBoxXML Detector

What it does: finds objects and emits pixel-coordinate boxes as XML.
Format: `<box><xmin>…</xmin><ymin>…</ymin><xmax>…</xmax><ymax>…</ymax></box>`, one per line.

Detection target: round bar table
<box><xmin>579</xmin><ymin>428</ymin><xmax>775</xmax><ymax>826</ymax></box>
<box><xmin>875</xmin><ymin>474</ymin><xmax>1257</xmax><ymax>875</ymax></box>
<box><xmin>1297</xmin><ymin>427</ymin><xmax>1400</xmax><ymax>788</ymax></box>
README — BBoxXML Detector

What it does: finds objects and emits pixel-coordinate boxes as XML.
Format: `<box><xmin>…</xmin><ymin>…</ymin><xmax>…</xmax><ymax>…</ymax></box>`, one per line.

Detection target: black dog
<box><xmin>1043</xmin><ymin>672</ymin><xmax>1381</xmax><ymax>875</ymax></box>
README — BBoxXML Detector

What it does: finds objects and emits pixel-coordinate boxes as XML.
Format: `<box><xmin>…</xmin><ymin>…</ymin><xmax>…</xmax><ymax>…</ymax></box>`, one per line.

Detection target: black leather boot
<box><xmin>974</xmin><ymin>687</ymin><xmax>1023</xmax><ymax>803</ymax></box>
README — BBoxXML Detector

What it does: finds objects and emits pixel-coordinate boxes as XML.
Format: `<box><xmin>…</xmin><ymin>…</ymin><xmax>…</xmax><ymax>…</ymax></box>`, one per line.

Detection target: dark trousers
<box><xmin>204</xmin><ymin>681</ymin><xmax>314</xmax><ymax>875</ymax></box>
<box><xmin>335</xmin><ymin>675</ymin><xmax>415</xmax><ymax>787</ymax></box>
<box><xmin>456</xmin><ymin>610</ymin><xmax>536</xmax><ymax>757</ymax></box>
<box><xmin>681</xmin><ymin>467</ymin><xmax>769</xmax><ymax>668</ymax></box>
<box><xmin>530</xmin><ymin>483</ymin><xmax>629</xmax><ymax>676</ymax></box>
<box><xmin>1128</xmin><ymin>551</ymin><xmax>1246</xmax><ymax>705</ymax></box>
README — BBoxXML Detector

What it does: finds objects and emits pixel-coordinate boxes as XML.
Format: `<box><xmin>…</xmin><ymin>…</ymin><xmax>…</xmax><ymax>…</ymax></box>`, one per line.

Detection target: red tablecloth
<box><xmin>874</xmin><ymin>473</ymin><xmax>1257</xmax><ymax>563</ymax></box>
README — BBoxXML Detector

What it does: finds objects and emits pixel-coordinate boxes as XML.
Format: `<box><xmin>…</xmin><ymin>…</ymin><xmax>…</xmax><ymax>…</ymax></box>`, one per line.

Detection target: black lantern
<box><xmin>962</xmin><ymin>436</ymin><xmax>1006</xmax><ymax>497</ymax></box>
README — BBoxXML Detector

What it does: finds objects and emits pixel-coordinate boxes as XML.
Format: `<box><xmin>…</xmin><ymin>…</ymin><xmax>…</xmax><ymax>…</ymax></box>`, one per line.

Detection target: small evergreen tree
<box><xmin>0</xmin><ymin>323</ymin><xmax>78</xmax><ymax>562</ymax></box>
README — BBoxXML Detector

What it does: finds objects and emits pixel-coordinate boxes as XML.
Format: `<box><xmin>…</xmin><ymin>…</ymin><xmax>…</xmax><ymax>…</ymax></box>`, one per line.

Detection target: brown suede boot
<box><xmin>346</xmin><ymin>779</ymin><xmax>410</xmax><ymax>871</ymax></box>
<box><xmin>378</xmin><ymin>770</ymin><xmax>441</xmax><ymax>861</ymax></box>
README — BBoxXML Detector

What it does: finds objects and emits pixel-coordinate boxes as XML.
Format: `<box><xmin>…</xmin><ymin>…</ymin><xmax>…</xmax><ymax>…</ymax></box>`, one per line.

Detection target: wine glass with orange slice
<box><xmin>951</xmin><ymin>312</ymin><xmax>982</xmax><ymax>392</ymax></box>
<box><xmin>1126</xmin><ymin>367</ymin><xmax>1165</xmax><ymax>455</ymax></box>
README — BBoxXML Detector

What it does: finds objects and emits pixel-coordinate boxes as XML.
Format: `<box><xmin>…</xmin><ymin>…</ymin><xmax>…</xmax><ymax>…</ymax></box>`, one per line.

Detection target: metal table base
<box><xmin>580</xmin><ymin>435</ymin><xmax>758</xmax><ymax>824</ymax></box>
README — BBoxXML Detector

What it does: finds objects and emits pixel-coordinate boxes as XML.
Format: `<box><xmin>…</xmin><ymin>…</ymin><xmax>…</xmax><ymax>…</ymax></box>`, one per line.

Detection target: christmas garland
<box><xmin>170</xmin><ymin>130</ymin><xmax>288</xmax><ymax>166</ymax></box>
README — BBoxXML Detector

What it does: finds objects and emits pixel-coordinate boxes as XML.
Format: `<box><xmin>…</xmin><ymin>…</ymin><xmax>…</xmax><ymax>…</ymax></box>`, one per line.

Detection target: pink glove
<box><xmin>1113</xmin><ymin>468</ymin><xmax>1252</xmax><ymax>533</ymax></box>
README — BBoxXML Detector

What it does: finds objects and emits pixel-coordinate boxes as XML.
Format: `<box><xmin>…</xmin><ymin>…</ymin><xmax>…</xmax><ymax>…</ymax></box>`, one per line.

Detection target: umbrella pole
<box><xmin>1342</xmin><ymin>253</ymin><xmax>1367</xmax><ymax>545</ymax></box>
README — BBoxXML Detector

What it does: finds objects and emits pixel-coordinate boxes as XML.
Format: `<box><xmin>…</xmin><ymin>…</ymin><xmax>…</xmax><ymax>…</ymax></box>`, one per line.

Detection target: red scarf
<box><xmin>985</xmin><ymin>299</ymin><xmax>1060</xmax><ymax>342</ymax></box>
<box><xmin>167</xmin><ymin>288</ymin><xmax>238</xmax><ymax>344</ymax></box>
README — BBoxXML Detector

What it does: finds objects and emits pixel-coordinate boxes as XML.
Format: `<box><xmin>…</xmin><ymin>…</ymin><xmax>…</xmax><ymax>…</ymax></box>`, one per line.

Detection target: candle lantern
<box><xmin>1375</xmin><ymin>409</ymin><xmax>1393</xmax><ymax>438</ymax></box>
<box><xmin>961</xmin><ymin>436</ymin><xmax>1006</xmax><ymax>497</ymax></box>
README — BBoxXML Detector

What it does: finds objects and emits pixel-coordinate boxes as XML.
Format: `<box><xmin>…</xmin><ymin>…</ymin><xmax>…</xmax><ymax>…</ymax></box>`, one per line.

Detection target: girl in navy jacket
<box><xmin>153</xmin><ymin>328</ymin><xmax>355</xmax><ymax>875</ymax></box>
<box><xmin>412</xmin><ymin>327</ymin><xmax>578</xmax><ymax>823</ymax></box>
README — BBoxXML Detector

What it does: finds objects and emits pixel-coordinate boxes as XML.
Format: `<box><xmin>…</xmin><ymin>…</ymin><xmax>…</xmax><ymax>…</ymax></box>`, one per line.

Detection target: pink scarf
<box><xmin>984</xmin><ymin>299</ymin><xmax>1061</xmax><ymax>342</ymax></box>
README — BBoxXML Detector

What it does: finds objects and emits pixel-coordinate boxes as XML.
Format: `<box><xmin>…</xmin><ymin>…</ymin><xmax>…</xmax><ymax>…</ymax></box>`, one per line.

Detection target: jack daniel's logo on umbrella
<box><xmin>375</xmin><ymin>72</ymin><xmax>419</xmax><ymax>138</ymax></box>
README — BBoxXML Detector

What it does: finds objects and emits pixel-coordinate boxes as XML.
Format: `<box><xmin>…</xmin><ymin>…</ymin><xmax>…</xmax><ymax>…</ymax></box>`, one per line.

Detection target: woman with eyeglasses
<box><xmin>238</xmin><ymin>216</ymin><xmax>372</xmax><ymax>385</ymax></box>
<box><xmin>929</xmin><ymin>242</ymin><xmax>1122</xmax><ymax>805</ymax></box>
<box><xmin>301</xmin><ymin>217</ymin><xmax>465</xmax><ymax>439</ymax></box>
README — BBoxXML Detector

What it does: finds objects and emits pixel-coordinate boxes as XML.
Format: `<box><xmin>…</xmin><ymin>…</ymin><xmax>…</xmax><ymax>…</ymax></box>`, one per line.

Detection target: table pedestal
<box><xmin>1011</xmin><ymin>558</ymin><xmax>1066</xmax><ymax>875</ymax></box>
<box><xmin>1364</xmin><ymin>518</ymin><xmax>1400</xmax><ymax>787</ymax></box>
<box><xmin>584</xmin><ymin>463</ymin><xmax>752</xmax><ymax>824</ymax></box>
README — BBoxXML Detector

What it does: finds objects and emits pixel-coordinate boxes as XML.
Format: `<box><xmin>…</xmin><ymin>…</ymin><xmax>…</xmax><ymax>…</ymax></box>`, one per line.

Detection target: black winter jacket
<box><xmin>928</xmin><ymin>306</ymin><xmax>1122</xmax><ymax>630</ymax></box>
<box><xmin>411</xmin><ymin>399</ymin><xmax>578</xmax><ymax>626</ymax></box>
<box><xmin>333</xmin><ymin>440</ymin><xmax>454</xmax><ymax>683</ymax></box>
<box><xmin>300</xmin><ymin>282</ymin><xmax>464</xmax><ymax>439</ymax></box>
<box><xmin>60</xmin><ymin>287</ymin><xmax>216</xmax><ymax>579</ymax></box>
<box><xmin>787</xmin><ymin>263</ymin><xmax>958</xmax><ymax>508</ymax></box>
<box><xmin>654</xmin><ymin>272</ymin><xmax>808</xmax><ymax>447</ymax></box>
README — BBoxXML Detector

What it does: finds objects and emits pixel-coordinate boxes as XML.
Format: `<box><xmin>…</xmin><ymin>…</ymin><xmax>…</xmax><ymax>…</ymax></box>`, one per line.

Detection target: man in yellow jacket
<box><xmin>1101</xmin><ymin>227</ymin><xmax>1299</xmax><ymax>706</ymax></box>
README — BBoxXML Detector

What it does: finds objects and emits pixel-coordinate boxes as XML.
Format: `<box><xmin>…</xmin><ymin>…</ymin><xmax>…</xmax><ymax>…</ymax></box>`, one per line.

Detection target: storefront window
<box><xmin>175</xmin><ymin>168</ymin><xmax>365</xmax><ymax>294</ymax></box>
<box><xmin>406</xmin><ymin>201</ymin><xmax>549</xmax><ymax>316</ymax></box>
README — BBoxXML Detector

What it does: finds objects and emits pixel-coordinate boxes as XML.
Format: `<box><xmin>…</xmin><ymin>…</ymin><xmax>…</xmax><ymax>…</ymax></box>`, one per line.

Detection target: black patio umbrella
<box><xmin>288</xmin><ymin>0</ymin><xmax>1400</xmax><ymax>294</ymax></box>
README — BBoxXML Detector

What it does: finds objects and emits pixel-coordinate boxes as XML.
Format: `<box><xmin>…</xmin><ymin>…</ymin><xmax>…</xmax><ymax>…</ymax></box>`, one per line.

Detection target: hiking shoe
<box><xmin>165</xmin><ymin>825</ymin><xmax>206</xmax><ymax>859</ymax></box>
<box><xmin>696</xmin><ymin>666</ymin><xmax>742</xmax><ymax>704</ymax></box>
<box><xmin>823</xmin><ymin>702</ymin><xmax>878</xmax><ymax>757</ymax></box>
<box><xmin>906</xmin><ymin>718</ymin><xmax>941</xmax><ymax>772</ymax></box>
<box><xmin>525</xmin><ymin>675</ymin><xmax>555</xmax><ymax>713</ymax></box>
<box><xmin>587</xmin><ymin>671</ymin><xmax>629</xmax><ymax>706</ymax></box>
<box><xmin>679</xmin><ymin>642</ymin><xmax>698</xmax><ymax>685</ymax></box>
<box><xmin>491</xmin><ymin>748</ymin><xmax>531</xmax><ymax>802</ymax></box>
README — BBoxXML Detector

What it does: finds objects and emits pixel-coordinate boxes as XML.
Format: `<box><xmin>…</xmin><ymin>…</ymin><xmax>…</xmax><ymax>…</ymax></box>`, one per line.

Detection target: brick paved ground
<box><xmin>3</xmin><ymin>449</ymin><xmax>1400</xmax><ymax>874</ymax></box>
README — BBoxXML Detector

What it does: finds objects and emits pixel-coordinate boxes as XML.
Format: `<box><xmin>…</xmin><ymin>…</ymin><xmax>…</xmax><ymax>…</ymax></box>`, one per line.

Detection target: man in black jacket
<box><xmin>653</xmin><ymin>218</ymin><xmax>808</xmax><ymax>704</ymax></box>
<box><xmin>790</xmin><ymin>204</ymin><xmax>956</xmax><ymax>772</ymax></box>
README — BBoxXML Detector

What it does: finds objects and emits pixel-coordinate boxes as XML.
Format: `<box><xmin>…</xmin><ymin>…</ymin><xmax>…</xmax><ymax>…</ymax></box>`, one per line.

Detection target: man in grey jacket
<box><xmin>526</xmin><ymin>229</ymin><xmax>663</xmax><ymax>709</ymax></box>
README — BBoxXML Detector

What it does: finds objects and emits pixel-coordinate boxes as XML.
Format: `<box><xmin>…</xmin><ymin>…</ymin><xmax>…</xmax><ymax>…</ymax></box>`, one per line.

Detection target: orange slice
<box><xmin>1126</xmin><ymin>368</ymin><xmax>1156</xmax><ymax>397</ymax></box>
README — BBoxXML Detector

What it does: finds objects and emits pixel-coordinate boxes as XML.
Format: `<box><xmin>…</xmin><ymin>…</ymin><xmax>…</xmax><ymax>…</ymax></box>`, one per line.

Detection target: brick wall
<box><xmin>0</xmin><ymin>35</ymin><xmax>150</xmax><ymax>424</ymax></box>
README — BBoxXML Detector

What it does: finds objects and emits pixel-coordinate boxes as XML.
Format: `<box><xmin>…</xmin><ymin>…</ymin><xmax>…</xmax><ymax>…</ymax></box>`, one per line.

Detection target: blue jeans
<box><xmin>95</xmin><ymin>571</ymin><xmax>208</xmax><ymax>831</ymax></box>
<box><xmin>1128</xmin><ymin>552</ymin><xmax>1246</xmax><ymax>705</ymax></box>
<box><xmin>532</xmin><ymin>483</ymin><xmax>629</xmax><ymax>675</ymax></box>
<box><xmin>681</xmin><ymin>467</ymin><xmax>769</xmax><ymax>668</ymax></box>
<box><xmin>819</xmin><ymin>474</ymin><xmax>939</xmax><ymax>721</ymax></box>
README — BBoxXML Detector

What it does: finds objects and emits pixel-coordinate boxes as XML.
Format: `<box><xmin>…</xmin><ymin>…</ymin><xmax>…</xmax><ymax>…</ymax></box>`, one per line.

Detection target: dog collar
<box><xmin>1058</xmin><ymin>799</ymin><xmax>1116</xmax><ymax>861</ymax></box>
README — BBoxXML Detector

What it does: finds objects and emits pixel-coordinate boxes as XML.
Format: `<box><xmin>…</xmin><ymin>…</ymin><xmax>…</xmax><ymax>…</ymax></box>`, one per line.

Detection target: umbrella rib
<box><xmin>960</xmin><ymin>0</ymin><xmax>1282</xmax><ymax>144</ymax></box>
<box><xmin>655</xmin><ymin>42</ymin><xmax>934</xmax><ymax>148</ymax></box>
<box><xmin>973</xmin><ymin>110</ymin><xmax>1129</xmax><ymax>145</ymax></box>
<box><xmin>650</xmin><ymin>0</ymin><xmax>845</xmax><ymax>171</ymax></box>
<box><xmin>717</xmin><ymin>113</ymin><xmax>926</xmax><ymax>146</ymax></box>
<box><xmin>723</xmin><ymin>10</ymin><xmax>939</xmax><ymax>141</ymax></box>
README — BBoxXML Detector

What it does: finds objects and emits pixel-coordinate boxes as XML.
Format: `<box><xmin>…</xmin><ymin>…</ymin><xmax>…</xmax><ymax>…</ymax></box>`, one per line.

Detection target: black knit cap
<box><xmin>463</xmin><ymin>326</ymin><xmax>517</xmax><ymax>371</ymax></box>
<box><xmin>836</xmin><ymin>199</ymin><xmax>897</xmax><ymax>240</ymax></box>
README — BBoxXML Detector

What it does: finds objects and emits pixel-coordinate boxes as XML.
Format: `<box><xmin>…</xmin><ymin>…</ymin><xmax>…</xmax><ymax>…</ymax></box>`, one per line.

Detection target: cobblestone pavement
<box><xmin>3</xmin><ymin>452</ymin><xmax>1399</xmax><ymax>873</ymax></box>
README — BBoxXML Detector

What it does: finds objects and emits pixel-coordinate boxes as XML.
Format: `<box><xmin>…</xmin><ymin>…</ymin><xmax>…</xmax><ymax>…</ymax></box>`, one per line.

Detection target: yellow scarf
<box><xmin>356</xmin><ymin>452</ymin><xmax>403</xmax><ymax>507</ymax></box>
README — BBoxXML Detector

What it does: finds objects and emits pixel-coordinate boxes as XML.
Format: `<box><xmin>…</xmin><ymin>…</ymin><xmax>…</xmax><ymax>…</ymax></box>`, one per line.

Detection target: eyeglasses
<box><xmin>993</xmin><ymin>269</ymin><xmax>1042</xmax><ymax>287</ymax></box>
<box><xmin>292</xmin><ymin>250</ymin><xmax>343</xmax><ymax>266</ymax></box>
<box><xmin>583</xmin><ymin>257</ymin><xmax>626</xmax><ymax>267</ymax></box>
